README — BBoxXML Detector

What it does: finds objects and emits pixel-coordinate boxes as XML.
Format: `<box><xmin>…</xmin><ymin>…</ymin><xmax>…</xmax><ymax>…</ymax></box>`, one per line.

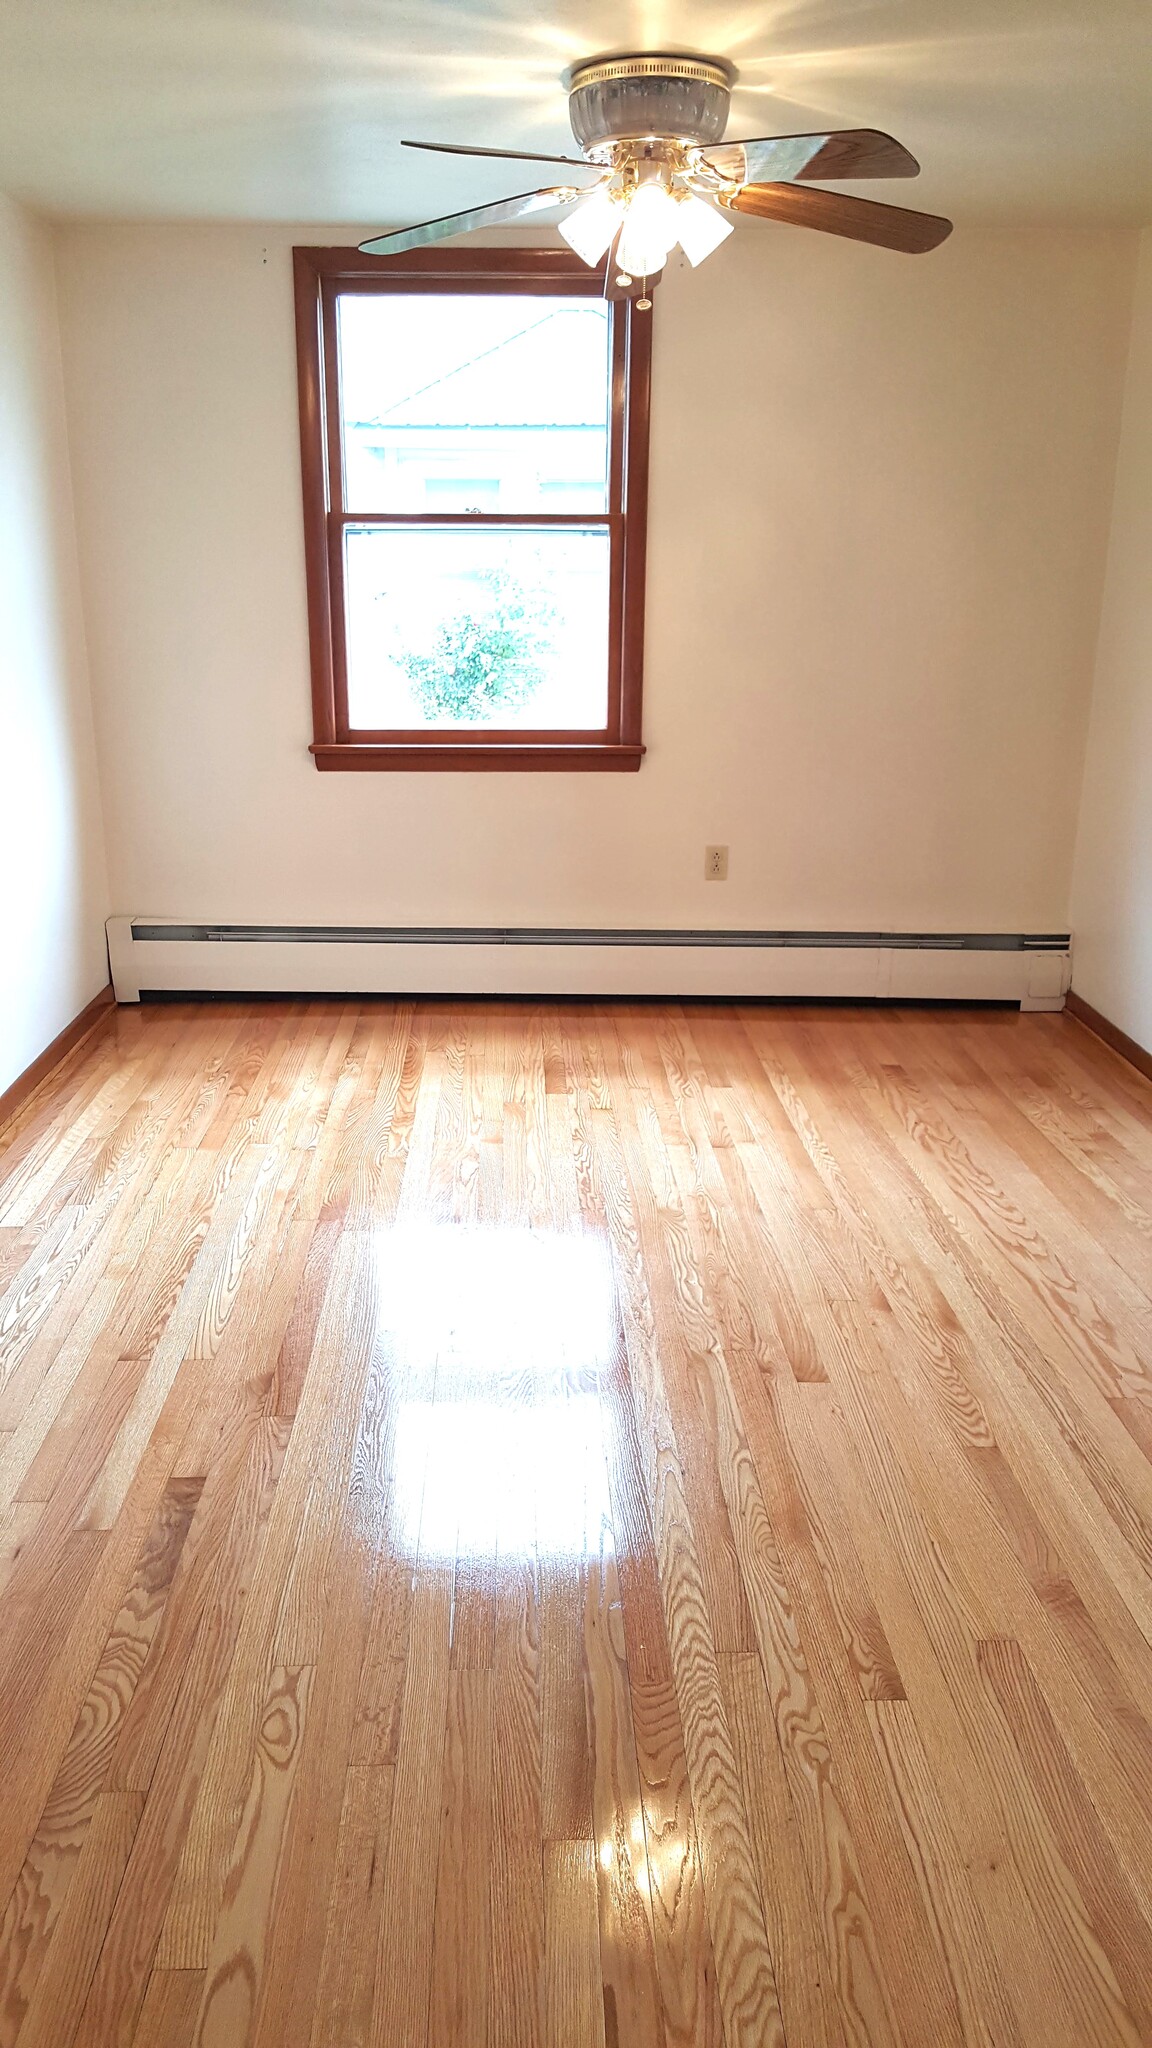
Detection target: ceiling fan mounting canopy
<box><xmin>566</xmin><ymin>52</ymin><xmax>735</xmax><ymax>153</ymax></box>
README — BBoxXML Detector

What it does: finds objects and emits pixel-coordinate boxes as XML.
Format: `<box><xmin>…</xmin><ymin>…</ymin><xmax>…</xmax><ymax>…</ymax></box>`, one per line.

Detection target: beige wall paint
<box><xmin>1071</xmin><ymin>229</ymin><xmax>1152</xmax><ymax>1053</ymax></box>
<box><xmin>55</xmin><ymin>221</ymin><xmax>1133</xmax><ymax>936</ymax></box>
<box><xmin>0</xmin><ymin>195</ymin><xmax>109</xmax><ymax>1096</ymax></box>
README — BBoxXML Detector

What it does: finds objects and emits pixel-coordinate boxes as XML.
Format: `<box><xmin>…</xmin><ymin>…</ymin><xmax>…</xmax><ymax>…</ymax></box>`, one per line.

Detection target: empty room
<box><xmin>2</xmin><ymin>1</ymin><xmax>1152</xmax><ymax>2042</ymax></box>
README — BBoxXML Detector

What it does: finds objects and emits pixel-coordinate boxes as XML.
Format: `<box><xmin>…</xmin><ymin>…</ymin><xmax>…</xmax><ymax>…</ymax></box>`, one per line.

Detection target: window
<box><xmin>293</xmin><ymin>247</ymin><xmax>652</xmax><ymax>771</ymax></box>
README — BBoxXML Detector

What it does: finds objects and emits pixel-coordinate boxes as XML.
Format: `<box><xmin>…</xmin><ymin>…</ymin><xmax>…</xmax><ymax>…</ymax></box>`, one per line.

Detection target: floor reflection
<box><xmin>373</xmin><ymin>1223</ymin><xmax>617</xmax><ymax>1561</ymax></box>
<box><xmin>394</xmin><ymin>1393</ymin><xmax>610</xmax><ymax>1559</ymax></box>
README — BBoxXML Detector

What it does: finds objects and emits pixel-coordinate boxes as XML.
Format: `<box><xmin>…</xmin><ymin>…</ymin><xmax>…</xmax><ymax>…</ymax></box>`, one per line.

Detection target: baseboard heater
<box><xmin>107</xmin><ymin>919</ymin><xmax>1071</xmax><ymax>1008</ymax></box>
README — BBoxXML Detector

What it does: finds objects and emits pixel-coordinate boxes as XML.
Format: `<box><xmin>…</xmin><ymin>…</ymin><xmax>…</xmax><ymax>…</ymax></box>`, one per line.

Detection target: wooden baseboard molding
<box><xmin>1066</xmin><ymin>990</ymin><xmax>1152</xmax><ymax>1085</ymax></box>
<box><xmin>0</xmin><ymin>986</ymin><xmax>116</xmax><ymax>1136</ymax></box>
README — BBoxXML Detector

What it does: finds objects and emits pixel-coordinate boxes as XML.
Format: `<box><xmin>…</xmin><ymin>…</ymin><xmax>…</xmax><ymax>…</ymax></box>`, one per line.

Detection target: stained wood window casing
<box><xmin>292</xmin><ymin>246</ymin><xmax>652</xmax><ymax>771</ymax></box>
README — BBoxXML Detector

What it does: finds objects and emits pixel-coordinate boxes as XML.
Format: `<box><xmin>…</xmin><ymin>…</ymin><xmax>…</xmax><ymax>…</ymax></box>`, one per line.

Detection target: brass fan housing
<box><xmin>567</xmin><ymin>53</ymin><xmax>736</xmax><ymax>156</ymax></box>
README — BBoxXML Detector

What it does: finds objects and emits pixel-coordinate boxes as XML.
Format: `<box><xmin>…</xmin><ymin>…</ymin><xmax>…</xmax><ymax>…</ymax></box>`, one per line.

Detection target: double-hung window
<box><xmin>293</xmin><ymin>246</ymin><xmax>651</xmax><ymax>770</ymax></box>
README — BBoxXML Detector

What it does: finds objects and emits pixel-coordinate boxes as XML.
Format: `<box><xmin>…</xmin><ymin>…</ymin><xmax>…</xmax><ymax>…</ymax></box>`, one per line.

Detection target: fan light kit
<box><xmin>360</xmin><ymin>51</ymin><xmax>953</xmax><ymax>301</ymax></box>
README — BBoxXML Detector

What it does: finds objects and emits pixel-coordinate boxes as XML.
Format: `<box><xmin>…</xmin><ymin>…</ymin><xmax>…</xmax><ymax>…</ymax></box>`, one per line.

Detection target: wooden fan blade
<box><xmin>797</xmin><ymin>129</ymin><xmax>920</xmax><ymax>181</ymax></box>
<box><xmin>401</xmin><ymin>138</ymin><xmax>592</xmax><ymax>169</ymax></box>
<box><xmin>728</xmin><ymin>181</ymin><xmax>952</xmax><ymax>253</ymax></box>
<box><xmin>700</xmin><ymin>129</ymin><xmax>920</xmax><ymax>185</ymax></box>
<box><xmin>359</xmin><ymin>187</ymin><xmax>577</xmax><ymax>256</ymax></box>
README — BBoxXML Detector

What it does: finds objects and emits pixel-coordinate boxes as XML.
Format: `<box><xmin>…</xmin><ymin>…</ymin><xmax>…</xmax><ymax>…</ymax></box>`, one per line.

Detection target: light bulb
<box><xmin>558</xmin><ymin>189</ymin><xmax>626</xmax><ymax>267</ymax></box>
<box><xmin>615</xmin><ymin>182</ymin><xmax>680</xmax><ymax>277</ymax></box>
<box><xmin>674</xmin><ymin>193</ymin><xmax>735</xmax><ymax>267</ymax></box>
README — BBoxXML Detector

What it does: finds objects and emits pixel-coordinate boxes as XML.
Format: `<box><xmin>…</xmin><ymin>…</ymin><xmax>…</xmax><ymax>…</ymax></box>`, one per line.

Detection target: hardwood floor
<box><xmin>0</xmin><ymin>996</ymin><xmax>1151</xmax><ymax>2047</ymax></box>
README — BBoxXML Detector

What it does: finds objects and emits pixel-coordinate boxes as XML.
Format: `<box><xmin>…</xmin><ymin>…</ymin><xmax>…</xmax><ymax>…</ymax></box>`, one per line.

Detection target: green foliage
<box><xmin>395</xmin><ymin>569</ymin><xmax>555</xmax><ymax>724</ymax></box>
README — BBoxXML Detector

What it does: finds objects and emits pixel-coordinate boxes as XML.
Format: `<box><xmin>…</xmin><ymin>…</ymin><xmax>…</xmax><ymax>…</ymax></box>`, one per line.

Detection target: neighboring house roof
<box><xmin>353</xmin><ymin>308</ymin><xmax>608</xmax><ymax>432</ymax></box>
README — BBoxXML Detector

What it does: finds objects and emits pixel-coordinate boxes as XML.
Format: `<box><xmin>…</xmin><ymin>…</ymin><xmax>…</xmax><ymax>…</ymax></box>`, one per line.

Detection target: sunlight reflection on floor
<box><xmin>373</xmin><ymin>1222</ymin><xmax>618</xmax><ymax>1560</ymax></box>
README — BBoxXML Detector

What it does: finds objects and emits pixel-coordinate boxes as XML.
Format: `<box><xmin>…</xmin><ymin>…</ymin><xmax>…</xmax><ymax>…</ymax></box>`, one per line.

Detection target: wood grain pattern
<box><xmin>0</xmin><ymin>996</ymin><xmax>1150</xmax><ymax>2046</ymax></box>
<box><xmin>0</xmin><ymin>1477</ymin><xmax>199</xmax><ymax>2042</ymax></box>
<box><xmin>191</xmin><ymin>1664</ymin><xmax>313</xmax><ymax>2047</ymax></box>
<box><xmin>728</xmin><ymin>180</ymin><xmax>952</xmax><ymax>251</ymax></box>
<box><xmin>133</xmin><ymin>1969</ymin><xmax>204</xmax><ymax>2048</ymax></box>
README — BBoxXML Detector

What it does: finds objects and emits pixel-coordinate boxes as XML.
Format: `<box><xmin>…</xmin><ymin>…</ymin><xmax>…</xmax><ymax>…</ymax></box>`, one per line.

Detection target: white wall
<box><xmin>55</xmin><ymin>221</ymin><xmax>1134</xmax><ymax>936</ymax></box>
<box><xmin>1071</xmin><ymin>229</ymin><xmax>1152</xmax><ymax>1054</ymax></box>
<box><xmin>0</xmin><ymin>196</ymin><xmax>109</xmax><ymax>1096</ymax></box>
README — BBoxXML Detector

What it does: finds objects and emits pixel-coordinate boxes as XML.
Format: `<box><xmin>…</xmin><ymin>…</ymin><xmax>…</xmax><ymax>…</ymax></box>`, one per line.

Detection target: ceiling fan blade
<box><xmin>797</xmin><ymin>129</ymin><xmax>920</xmax><ymax>181</ymax></box>
<box><xmin>700</xmin><ymin>129</ymin><xmax>920</xmax><ymax>186</ymax></box>
<box><xmin>727</xmin><ymin>181</ymin><xmax>952</xmax><ymax>253</ymax></box>
<box><xmin>401</xmin><ymin>138</ymin><xmax>593</xmax><ymax>170</ymax></box>
<box><xmin>359</xmin><ymin>187</ymin><xmax>578</xmax><ymax>256</ymax></box>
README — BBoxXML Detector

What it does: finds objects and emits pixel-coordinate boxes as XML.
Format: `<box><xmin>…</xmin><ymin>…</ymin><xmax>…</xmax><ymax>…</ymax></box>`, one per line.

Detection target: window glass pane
<box><xmin>344</xmin><ymin>526</ymin><xmax>610</xmax><ymax>731</ymax></box>
<box><xmin>337</xmin><ymin>294</ymin><xmax>610</xmax><ymax>513</ymax></box>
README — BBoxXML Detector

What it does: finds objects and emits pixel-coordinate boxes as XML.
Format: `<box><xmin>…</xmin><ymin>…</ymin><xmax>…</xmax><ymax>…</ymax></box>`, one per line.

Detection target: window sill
<box><xmin>310</xmin><ymin>742</ymin><xmax>645</xmax><ymax>773</ymax></box>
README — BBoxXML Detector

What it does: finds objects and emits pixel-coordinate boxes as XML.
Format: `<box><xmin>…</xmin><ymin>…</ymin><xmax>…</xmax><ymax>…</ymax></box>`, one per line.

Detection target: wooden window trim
<box><xmin>292</xmin><ymin>245</ymin><xmax>651</xmax><ymax>772</ymax></box>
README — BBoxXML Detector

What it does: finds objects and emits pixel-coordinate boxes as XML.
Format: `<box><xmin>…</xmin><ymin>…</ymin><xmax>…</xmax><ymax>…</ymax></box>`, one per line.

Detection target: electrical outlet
<box><xmin>705</xmin><ymin>845</ymin><xmax>729</xmax><ymax>881</ymax></box>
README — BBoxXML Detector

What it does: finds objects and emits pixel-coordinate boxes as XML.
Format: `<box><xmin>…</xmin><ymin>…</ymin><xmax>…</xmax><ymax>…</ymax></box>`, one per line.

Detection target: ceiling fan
<box><xmin>359</xmin><ymin>52</ymin><xmax>953</xmax><ymax>305</ymax></box>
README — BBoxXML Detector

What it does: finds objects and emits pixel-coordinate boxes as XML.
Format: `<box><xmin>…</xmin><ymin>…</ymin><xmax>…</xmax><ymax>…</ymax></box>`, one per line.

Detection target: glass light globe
<box><xmin>675</xmin><ymin>194</ymin><xmax>735</xmax><ymax>266</ymax></box>
<box><xmin>559</xmin><ymin>189</ymin><xmax>627</xmax><ymax>266</ymax></box>
<box><xmin>615</xmin><ymin>182</ymin><xmax>681</xmax><ymax>277</ymax></box>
